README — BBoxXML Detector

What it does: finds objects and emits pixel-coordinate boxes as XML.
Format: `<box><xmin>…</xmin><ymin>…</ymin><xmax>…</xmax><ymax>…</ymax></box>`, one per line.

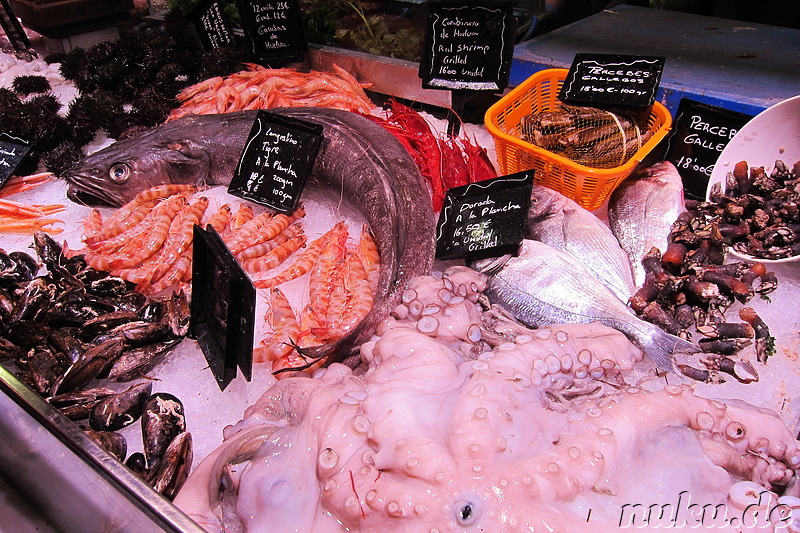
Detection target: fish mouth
<box><xmin>64</xmin><ymin>175</ymin><xmax>123</xmax><ymax>207</ymax></box>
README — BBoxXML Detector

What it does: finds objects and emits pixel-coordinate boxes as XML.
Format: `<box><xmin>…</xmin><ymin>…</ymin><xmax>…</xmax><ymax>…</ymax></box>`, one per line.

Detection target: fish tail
<box><xmin>639</xmin><ymin>323</ymin><xmax>698</xmax><ymax>371</ymax></box>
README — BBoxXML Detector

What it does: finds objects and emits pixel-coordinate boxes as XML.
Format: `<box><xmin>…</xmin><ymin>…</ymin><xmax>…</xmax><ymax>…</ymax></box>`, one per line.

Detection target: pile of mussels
<box><xmin>0</xmin><ymin>231</ymin><xmax>191</xmax><ymax>499</ymax></box>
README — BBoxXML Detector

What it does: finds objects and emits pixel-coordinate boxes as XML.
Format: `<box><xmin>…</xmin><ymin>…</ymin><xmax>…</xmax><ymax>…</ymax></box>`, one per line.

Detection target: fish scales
<box><xmin>526</xmin><ymin>185</ymin><xmax>635</xmax><ymax>303</ymax></box>
<box><xmin>608</xmin><ymin>161</ymin><xmax>686</xmax><ymax>288</ymax></box>
<box><xmin>63</xmin><ymin>109</ymin><xmax>437</xmax><ymax>367</ymax></box>
<box><xmin>475</xmin><ymin>240</ymin><xmax>696</xmax><ymax>371</ymax></box>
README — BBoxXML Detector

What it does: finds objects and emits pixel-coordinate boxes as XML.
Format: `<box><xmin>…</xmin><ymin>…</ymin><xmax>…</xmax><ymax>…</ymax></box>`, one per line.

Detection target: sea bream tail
<box><xmin>620</xmin><ymin>318</ymin><xmax>699</xmax><ymax>372</ymax></box>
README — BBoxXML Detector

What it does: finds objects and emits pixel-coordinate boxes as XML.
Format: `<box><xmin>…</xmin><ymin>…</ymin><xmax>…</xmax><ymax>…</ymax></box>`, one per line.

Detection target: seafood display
<box><xmin>520</xmin><ymin>103</ymin><xmax>653</xmax><ymax>168</ymax></box>
<box><xmin>167</xmin><ymin>63</ymin><xmax>377</xmax><ymax>121</ymax></box>
<box><xmin>706</xmin><ymin>159</ymin><xmax>800</xmax><ymax>260</ymax></box>
<box><xmin>0</xmin><ymin>173</ymin><xmax>65</xmax><ymax>234</ymax></box>
<box><xmin>174</xmin><ymin>267</ymin><xmax>800</xmax><ymax>532</ymax></box>
<box><xmin>608</xmin><ymin>160</ymin><xmax>687</xmax><ymax>288</ymax></box>
<box><xmin>64</xmin><ymin>107</ymin><xmax>437</xmax><ymax>367</ymax></box>
<box><xmin>0</xmin><ymin>231</ymin><xmax>192</xmax><ymax>498</ymax></box>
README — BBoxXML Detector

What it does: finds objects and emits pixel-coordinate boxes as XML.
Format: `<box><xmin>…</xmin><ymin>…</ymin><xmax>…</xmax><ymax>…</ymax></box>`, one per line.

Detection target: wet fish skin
<box><xmin>526</xmin><ymin>185</ymin><xmax>635</xmax><ymax>303</ymax></box>
<box><xmin>608</xmin><ymin>161</ymin><xmax>686</xmax><ymax>288</ymax></box>
<box><xmin>64</xmin><ymin>109</ymin><xmax>436</xmax><ymax>366</ymax></box>
<box><xmin>474</xmin><ymin>240</ymin><xmax>696</xmax><ymax>371</ymax></box>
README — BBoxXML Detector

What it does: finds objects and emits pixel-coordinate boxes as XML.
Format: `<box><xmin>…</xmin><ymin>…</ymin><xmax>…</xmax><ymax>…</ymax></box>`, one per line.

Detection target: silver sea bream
<box><xmin>474</xmin><ymin>239</ymin><xmax>697</xmax><ymax>371</ymax></box>
<box><xmin>608</xmin><ymin>161</ymin><xmax>686</xmax><ymax>288</ymax></box>
<box><xmin>526</xmin><ymin>185</ymin><xmax>635</xmax><ymax>303</ymax></box>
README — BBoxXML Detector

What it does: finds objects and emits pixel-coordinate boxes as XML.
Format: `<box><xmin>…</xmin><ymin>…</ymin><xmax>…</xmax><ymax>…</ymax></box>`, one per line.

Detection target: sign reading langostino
<box><xmin>420</xmin><ymin>2</ymin><xmax>515</xmax><ymax>91</ymax></box>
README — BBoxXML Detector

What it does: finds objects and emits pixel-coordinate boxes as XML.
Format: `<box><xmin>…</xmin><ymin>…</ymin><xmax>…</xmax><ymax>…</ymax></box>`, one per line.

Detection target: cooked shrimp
<box><xmin>241</xmin><ymin>234</ymin><xmax>307</xmax><ymax>274</ymax></box>
<box><xmin>253</xmin><ymin>287</ymin><xmax>300</xmax><ymax>364</ymax></box>
<box><xmin>231</xmin><ymin>203</ymin><xmax>254</xmax><ymax>230</ymax></box>
<box><xmin>235</xmin><ymin>223</ymin><xmax>304</xmax><ymax>262</ymax></box>
<box><xmin>357</xmin><ymin>224</ymin><xmax>381</xmax><ymax>293</ymax></box>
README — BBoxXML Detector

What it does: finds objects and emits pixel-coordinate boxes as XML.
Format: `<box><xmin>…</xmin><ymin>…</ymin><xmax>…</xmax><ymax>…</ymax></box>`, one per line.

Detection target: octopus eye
<box><xmin>109</xmin><ymin>163</ymin><xmax>131</xmax><ymax>183</ymax></box>
<box><xmin>454</xmin><ymin>498</ymin><xmax>479</xmax><ymax>527</ymax></box>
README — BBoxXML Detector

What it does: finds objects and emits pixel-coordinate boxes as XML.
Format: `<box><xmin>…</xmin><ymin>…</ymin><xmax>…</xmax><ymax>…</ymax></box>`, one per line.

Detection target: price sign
<box><xmin>190</xmin><ymin>224</ymin><xmax>256</xmax><ymax>391</ymax></box>
<box><xmin>0</xmin><ymin>133</ymin><xmax>32</xmax><ymax>189</ymax></box>
<box><xmin>235</xmin><ymin>0</ymin><xmax>307</xmax><ymax>65</ymax></box>
<box><xmin>190</xmin><ymin>0</ymin><xmax>235</xmax><ymax>50</ymax></box>
<box><xmin>228</xmin><ymin>111</ymin><xmax>322</xmax><ymax>213</ymax></box>
<box><xmin>663</xmin><ymin>98</ymin><xmax>753</xmax><ymax>201</ymax></box>
<box><xmin>436</xmin><ymin>171</ymin><xmax>534</xmax><ymax>260</ymax></box>
<box><xmin>419</xmin><ymin>1</ymin><xmax>516</xmax><ymax>91</ymax></box>
<box><xmin>560</xmin><ymin>53</ymin><xmax>665</xmax><ymax>108</ymax></box>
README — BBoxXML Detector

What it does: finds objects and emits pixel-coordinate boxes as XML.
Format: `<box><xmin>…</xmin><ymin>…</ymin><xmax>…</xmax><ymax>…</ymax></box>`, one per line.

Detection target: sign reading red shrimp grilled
<box><xmin>560</xmin><ymin>53</ymin><xmax>665</xmax><ymax>108</ymax></box>
<box><xmin>419</xmin><ymin>1</ymin><xmax>516</xmax><ymax>91</ymax></box>
<box><xmin>0</xmin><ymin>132</ymin><xmax>32</xmax><ymax>190</ymax></box>
<box><xmin>229</xmin><ymin>110</ymin><xmax>322</xmax><ymax>214</ymax></box>
<box><xmin>235</xmin><ymin>0</ymin><xmax>307</xmax><ymax>65</ymax></box>
<box><xmin>191</xmin><ymin>224</ymin><xmax>256</xmax><ymax>391</ymax></box>
<box><xmin>190</xmin><ymin>0</ymin><xmax>235</xmax><ymax>51</ymax></box>
<box><xmin>436</xmin><ymin>171</ymin><xmax>534</xmax><ymax>260</ymax></box>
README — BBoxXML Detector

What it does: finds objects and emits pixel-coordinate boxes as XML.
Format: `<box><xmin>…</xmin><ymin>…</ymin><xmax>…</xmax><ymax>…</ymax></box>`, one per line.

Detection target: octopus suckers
<box><xmin>568</xmin><ymin>446</ymin><xmax>582</xmax><ymax>459</ymax></box>
<box><xmin>473</xmin><ymin>407</ymin><xmax>488</xmax><ymax>420</ymax></box>
<box><xmin>387</xmin><ymin>501</ymin><xmax>404</xmax><ymax>517</ymax></box>
<box><xmin>351</xmin><ymin>415</ymin><xmax>370</xmax><ymax>434</ymax></box>
<box><xmin>470</xmin><ymin>383</ymin><xmax>487</xmax><ymax>397</ymax></box>
<box><xmin>515</xmin><ymin>334</ymin><xmax>532</xmax><ymax>345</ymax></box>
<box><xmin>665</xmin><ymin>384</ymin><xmax>684</xmax><ymax>396</ymax></box>
<box><xmin>318</xmin><ymin>448</ymin><xmax>339</xmax><ymax>470</ymax></box>
<box><xmin>726</xmin><ymin>422</ymin><xmax>746</xmax><ymax>440</ymax></box>
<box><xmin>554</xmin><ymin>330</ymin><xmax>569</xmax><ymax>343</ymax></box>
<box><xmin>696</xmin><ymin>411</ymin><xmax>715</xmax><ymax>430</ymax></box>
<box><xmin>598</xmin><ymin>428</ymin><xmax>613</xmax><ymax>438</ymax></box>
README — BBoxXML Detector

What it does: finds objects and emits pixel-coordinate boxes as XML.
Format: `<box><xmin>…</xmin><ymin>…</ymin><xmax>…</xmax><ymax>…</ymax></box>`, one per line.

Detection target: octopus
<box><xmin>174</xmin><ymin>267</ymin><xmax>800</xmax><ymax>532</ymax></box>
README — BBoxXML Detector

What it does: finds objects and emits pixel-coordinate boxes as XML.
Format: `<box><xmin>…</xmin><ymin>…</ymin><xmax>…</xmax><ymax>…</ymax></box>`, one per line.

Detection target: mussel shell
<box><xmin>46</xmin><ymin>327</ymin><xmax>85</xmax><ymax>365</ymax></box>
<box><xmin>89</xmin><ymin>381</ymin><xmax>152</xmax><ymax>431</ymax></box>
<box><xmin>51</xmin><ymin>335</ymin><xmax>125</xmax><ymax>396</ymax></box>
<box><xmin>83</xmin><ymin>427</ymin><xmax>127</xmax><ymax>462</ymax></box>
<box><xmin>27</xmin><ymin>346</ymin><xmax>70</xmax><ymax>395</ymax></box>
<box><xmin>81</xmin><ymin>310</ymin><xmax>140</xmax><ymax>340</ymax></box>
<box><xmin>125</xmin><ymin>452</ymin><xmax>149</xmax><ymax>479</ymax></box>
<box><xmin>148</xmin><ymin>431</ymin><xmax>192</xmax><ymax>500</ymax></box>
<box><xmin>11</xmin><ymin>277</ymin><xmax>55</xmax><ymax>322</ymax></box>
<box><xmin>49</xmin><ymin>387</ymin><xmax>116</xmax><ymax>420</ymax></box>
<box><xmin>106</xmin><ymin>338</ymin><xmax>182</xmax><ymax>382</ymax></box>
<box><xmin>86</xmin><ymin>276</ymin><xmax>136</xmax><ymax>298</ymax></box>
<box><xmin>47</xmin><ymin>292</ymin><xmax>117</xmax><ymax>327</ymax></box>
<box><xmin>1</xmin><ymin>251</ymin><xmax>39</xmax><ymax>284</ymax></box>
<box><xmin>142</xmin><ymin>393</ymin><xmax>186</xmax><ymax>469</ymax></box>
<box><xmin>0</xmin><ymin>287</ymin><xmax>15</xmax><ymax>317</ymax></box>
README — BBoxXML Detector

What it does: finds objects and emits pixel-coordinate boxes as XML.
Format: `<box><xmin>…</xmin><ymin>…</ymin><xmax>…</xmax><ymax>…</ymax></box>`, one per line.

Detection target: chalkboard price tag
<box><xmin>663</xmin><ymin>98</ymin><xmax>753</xmax><ymax>201</ymax></box>
<box><xmin>419</xmin><ymin>1</ymin><xmax>516</xmax><ymax>91</ymax></box>
<box><xmin>190</xmin><ymin>0</ymin><xmax>235</xmax><ymax>51</ymax></box>
<box><xmin>436</xmin><ymin>171</ymin><xmax>534</xmax><ymax>260</ymax></box>
<box><xmin>190</xmin><ymin>224</ymin><xmax>256</xmax><ymax>391</ymax></box>
<box><xmin>235</xmin><ymin>0</ymin><xmax>307</xmax><ymax>65</ymax></box>
<box><xmin>559</xmin><ymin>53</ymin><xmax>665</xmax><ymax>108</ymax></box>
<box><xmin>228</xmin><ymin>110</ymin><xmax>323</xmax><ymax>213</ymax></box>
<box><xmin>0</xmin><ymin>132</ymin><xmax>32</xmax><ymax>189</ymax></box>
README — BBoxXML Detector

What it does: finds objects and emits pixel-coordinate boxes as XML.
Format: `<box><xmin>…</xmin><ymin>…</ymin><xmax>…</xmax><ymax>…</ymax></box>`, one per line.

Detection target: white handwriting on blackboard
<box><xmin>682</xmin><ymin>134</ymin><xmax>726</xmax><ymax>152</ymax></box>
<box><xmin>688</xmin><ymin>115</ymin><xmax>737</xmax><ymax>140</ymax></box>
<box><xmin>263</xmin><ymin>128</ymin><xmax>298</xmax><ymax>146</ymax></box>
<box><xmin>0</xmin><ymin>147</ymin><xmax>17</xmax><ymax>157</ymax></box>
<box><xmin>0</xmin><ymin>157</ymin><xmax>9</xmax><ymax>168</ymax></box>
<box><xmin>272</xmin><ymin>160</ymin><xmax>297</xmax><ymax>178</ymax></box>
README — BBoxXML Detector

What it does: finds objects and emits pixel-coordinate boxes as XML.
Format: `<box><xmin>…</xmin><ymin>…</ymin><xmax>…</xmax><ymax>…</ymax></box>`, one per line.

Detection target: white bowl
<box><xmin>706</xmin><ymin>94</ymin><xmax>800</xmax><ymax>263</ymax></box>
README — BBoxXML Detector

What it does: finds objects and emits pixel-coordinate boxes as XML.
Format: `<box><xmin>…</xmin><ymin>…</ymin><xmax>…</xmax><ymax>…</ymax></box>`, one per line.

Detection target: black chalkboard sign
<box><xmin>228</xmin><ymin>111</ymin><xmax>322</xmax><ymax>213</ymax></box>
<box><xmin>560</xmin><ymin>53</ymin><xmax>665</xmax><ymax>109</ymax></box>
<box><xmin>190</xmin><ymin>0</ymin><xmax>235</xmax><ymax>51</ymax></box>
<box><xmin>190</xmin><ymin>224</ymin><xmax>256</xmax><ymax>391</ymax></box>
<box><xmin>235</xmin><ymin>0</ymin><xmax>307</xmax><ymax>65</ymax></box>
<box><xmin>419</xmin><ymin>1</ymin><xmax>516</xmax><ymax>91</ymax></box>
<box><xmin>0</xmin><ymin>132</ymin><xmax>32</xmax><ymax>189</ymax></box>
<box><xmin>436</xmin><ymin>171</ymin><xmax>534</xmax><ymax>260</ymax></box>
<box><xmin>663</xmin><ymin>99</ymin><xmax>753</xmax><ymax>202</ymax></box>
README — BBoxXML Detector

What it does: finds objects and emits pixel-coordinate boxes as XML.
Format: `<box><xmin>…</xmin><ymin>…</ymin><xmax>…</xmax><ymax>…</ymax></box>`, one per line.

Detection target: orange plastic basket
<box><xmin>485</xmin><ymin>68</ymin><xmax>673</xmax><ymax>211</ymax></box>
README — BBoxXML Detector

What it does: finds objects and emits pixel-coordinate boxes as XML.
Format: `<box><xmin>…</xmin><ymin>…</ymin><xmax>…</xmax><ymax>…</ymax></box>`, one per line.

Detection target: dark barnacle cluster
<box><xmin>0</xmin><ymin>232</ymin><xmax>192</xmax><ymax>499</ymax></box>
<box><xmin>704</xmin><ymin>159</ymin><xmax>800</xmax><ymax>260</ymax></box>
<box><xmin>628</xmin><ymin>206</ymin><xmax>778</xmax><ymax>384</ymax></box>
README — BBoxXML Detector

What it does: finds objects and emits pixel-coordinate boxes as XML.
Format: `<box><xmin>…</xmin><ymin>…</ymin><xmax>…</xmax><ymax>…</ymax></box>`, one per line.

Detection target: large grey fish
<box><xmin>473</xmin><ymin>239</ymin><xmax>697</xmax><ymax>371</ymax></box>
<box><xmin>527</xmin><ymin>185</ymin><xmax>635</xmax><ymax>303</ymax></box>
<box><xmin>62</xmin><ymin>108</ymin><xmax>437</xmax><ymax>367</ymax></box>
<box><xmin>608</xmin><ymin>161</ymin><xmax>686</xmax><ymax>288</ymax></box>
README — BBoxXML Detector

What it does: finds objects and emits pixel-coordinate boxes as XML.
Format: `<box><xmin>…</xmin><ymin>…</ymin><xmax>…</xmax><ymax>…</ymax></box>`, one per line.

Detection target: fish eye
<box><xmin>454</xmin><ymin>498</ymin><xmax>479</xmax><ymax>527</ymax></box>
<box><xmin>109</xmin><ymin>163</ymin><xmax>131</xmax><ymax>183</ymax></box>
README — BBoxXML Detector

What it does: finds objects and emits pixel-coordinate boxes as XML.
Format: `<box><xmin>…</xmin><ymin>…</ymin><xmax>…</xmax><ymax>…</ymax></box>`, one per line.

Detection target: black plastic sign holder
<box><xmin>190</xmin><ymin>224</ymin><xmax>256</xmax><ymax>391</ymax></box>
<box><xmin>228</xmin><ymin>110</ymin><xmax>323</xmax><ymax>214</ymax></box>
<box><xmin>419</xmin><ymin>1</ymin><xmax>516</xmax><ymax>136</ymax></box>
<box><xmin>662</xmin><ymin>98</ymin><xmax>753</xmax><ymax>201</ymax></box>
<box><xmin>436</xmin><ymin>170</ymin><xmax>534</xmax><ymax>261</ymax></box>
<box><xmin>0</xmin><ymin>132</ymin><xmax>32</xmax><ymax>189</ymax></box>
<box><xmin>559</xmin><ymin>53</ymin><xmax>665</xmax><ymax>109</ymax></box>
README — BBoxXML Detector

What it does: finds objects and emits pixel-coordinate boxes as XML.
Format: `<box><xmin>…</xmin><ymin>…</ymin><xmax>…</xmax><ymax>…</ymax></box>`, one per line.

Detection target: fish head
<box><xmin>527</xmin><ymin>185</ymin><xmax>567</xmax><ymax>223</ymax></box>
<box><xmin>63</xmin><ymin>135</ymin><xmax>212</xmax><ymax>207</ymax></box>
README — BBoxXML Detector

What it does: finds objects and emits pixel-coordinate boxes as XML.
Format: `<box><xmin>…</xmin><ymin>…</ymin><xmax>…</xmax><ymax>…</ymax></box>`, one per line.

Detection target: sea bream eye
<box><xmin>109</xmin><ymin>163</ymin><xmax>131</xmax><ymax>183</ymax></box>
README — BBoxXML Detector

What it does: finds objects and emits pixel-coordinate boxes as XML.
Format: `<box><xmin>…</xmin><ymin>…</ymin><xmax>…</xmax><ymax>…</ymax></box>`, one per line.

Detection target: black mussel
<box><xmin>49</xmin><ymin>387</ymin><xmax>116</xmax><ymax>420</ymax></box>
<box><xmin>116</xmin><ymin>320</ymin><xmax>174</xmax><ymax>347</ymax></box>
<box><xmin>89</xmin><ymin>381</ymin><xmax>152</xmax><ymax>431</ymax></box>
<box><xmin>0</xmin><ymin>287</ymin><xmax>15</xmax><ymax>317</ymax></box>
<box><xmin>51</xmin><ymin>335</ymin><xmax>125</xmax><ymax>396</ymax></box>
<box><xmin>11</xmin><ymin>277</ymin><xmax>55</xmax><ymax>322</ymax></box>
<box><xmin>64</xmin><ymin>253</ymin><xmax>88</xmax><ymax>276</ymax></box>
<box><xmin>27</xmin><ymin>346</ymin><xmax>71</xmax><ymax>395</ymax></box>
<box><xmin>47</xmin><ymin>290</ymin><xmax>117</xmax><ymax>326</ymax></box>
<box><xmin>81</xmin><ymin>310</ymin><xmax>139</xmax><ymax>340</ymax></box>
<box><xmin>163</xmin><ymin>290</ymin><xmax>190</xmax><ymax>338</ymax></box>
<box><xmin>32</xmin><ymin>231</ymin><xmax>64</xmax><ymax>267</ymax></box>
<box><xmin>125</xmin><ymin>452</ymin><xmax>149</xmax><ymax>479</ymax></box>
<box><xmin>138</xmin><ymin>300</ymin><xmax>164</xmax><ymax>323</ymax></box>
<box><xmin>0</xmin><ymin>251</ymin><xmax>39</xmax><ymax>285</ymax></box>
<box><xmin>86</xmin><ymin>276</ymin><xmax>136</xmax><ymax>298</ymax></box>
<box><xmin>106</xmin><ymin>338</ymin><xmax>183</xmax><ymax>382</ymax></box>
<box><xmin>46</xmin><ymin>327</ymin><xmax>86</xmax><ymax>365</ymax></box>
<box><xmin>148</xmin><ymin>431</ymin><xmax>192</xmax><ymax>500</ymax></box>
<box><xmin>82</xmin><ymin>426</ymin><xmax>127</xmax><ymax>462</ymax></box>
<box><xmin>142</xmin><ymin>393</ymin><xmax>186</xmax><ymax>470</ymax></box>
<box><xmin>4</xmin><ymin>319</ymin><xmax>51</xmax><ymax>347</ymax></box>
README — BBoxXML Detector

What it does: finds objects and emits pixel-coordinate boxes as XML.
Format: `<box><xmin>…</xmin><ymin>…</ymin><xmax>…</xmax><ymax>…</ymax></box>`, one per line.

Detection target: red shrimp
<box><xmin>228</xmin><ymin>206</ymin><xmax>305</xmax><ymax>255</ymax></box>
<box><xmin>306</xmin><ymin>224</ymin><xmax>348</xmax><ymax>327</ymax></box>
<box><xmin>205</xmin><ymin>204</ymin><xmax>232</xmax><ymax>234</ymax></box>
<box><xmin>235</xmin><ymin>223</ymin><xmax>304</xmax><ymax>262</ymax></box>
<box><xmin>461</xmin><ymin>136</ymin><xmax>497</xmax><ymax>183</ymax></box>
<box><xmin>241</xmin><ymin>234</ymin><xmax>307</xmax><ymax>274</ymax></box>
<box><xmin>146</xmin><ymin>197</ymin><xmax>209</xmax><ymax>284</ymax></box>
<box><xmin>439</xmin><ymin>137</ymin><xmax>470</xmax><ymax>189</ymax></box>
<box><xmin>223</xmin><ymin>211</ymin><xmax>274</xmax><ymax>252</ymax></box>
<box><xmin>231</xmin><ymin>203</ymin><xmax>254</xmax><ymax>230</ymax></box>
<box><xmin>253</xmin><ymin>287</ymin><xmax>300</xmax><ymax>364</ymax></box>
<box><xmin>357</xmin><ymin>225</ymin><xmax>381</xmax><ymax>293</ymax></box>
<box><xmin>142</xmin><ymin>250</ymin><xmax>192</xmax><ymax>295</ymax></box>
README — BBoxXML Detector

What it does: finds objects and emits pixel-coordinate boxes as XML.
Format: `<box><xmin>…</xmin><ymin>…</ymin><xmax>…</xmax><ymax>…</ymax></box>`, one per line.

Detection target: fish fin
<box><xmin>646</xmin><ymin>328</ymin><xmax>699</xmax><ymax>372</ymax></box>
<box><xmin>472</xmin><ymin>254</ymin><xmax>513</xmax><ymax>276</ymax></box>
